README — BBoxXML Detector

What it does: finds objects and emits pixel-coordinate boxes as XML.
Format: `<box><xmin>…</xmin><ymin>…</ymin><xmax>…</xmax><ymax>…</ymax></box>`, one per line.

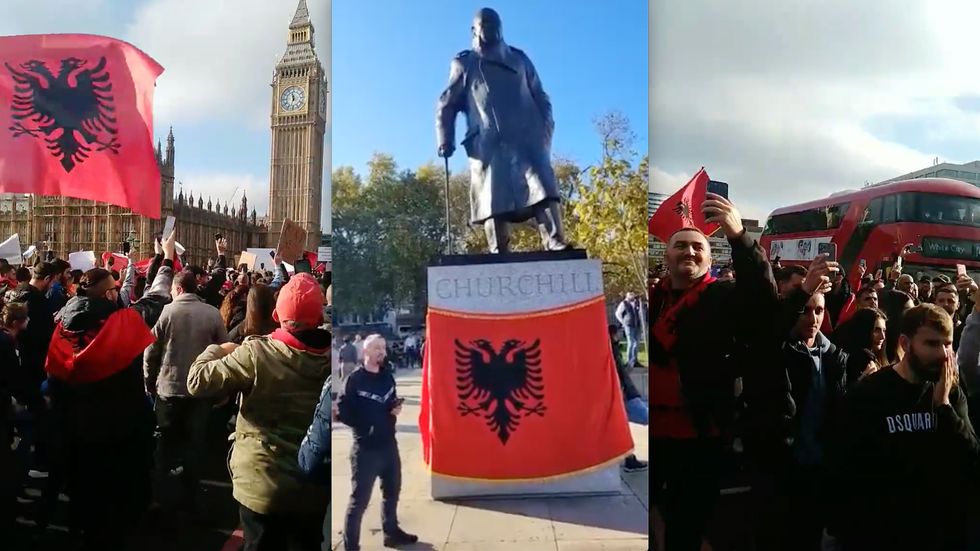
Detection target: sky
<box><xmin>2</xmin><ymin>0</ymin><xmax>331</xmax><ymax>231</ymax></box>
<box><xmin>332</xmin><ymin>1</ymin><xmax>649</xmax><ymax>177</ymax></box>
<box><xmin>650</xmin><ymin>0</ymin><xmax>980</xmax><ymax>223</ymax></box>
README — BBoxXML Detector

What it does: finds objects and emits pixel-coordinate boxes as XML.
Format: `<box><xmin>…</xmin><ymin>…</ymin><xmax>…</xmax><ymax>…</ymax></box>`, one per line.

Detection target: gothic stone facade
<box><xmin>0</xmin><ymin>131</ymin><xmax>264</xmax><ymax>268</ymax></box>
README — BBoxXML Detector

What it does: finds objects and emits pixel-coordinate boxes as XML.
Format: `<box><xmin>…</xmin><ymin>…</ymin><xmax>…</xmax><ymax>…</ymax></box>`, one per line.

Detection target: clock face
<box><xmin>279</xmin><ymin>86</ymin><xmax>305</xmax><ymax>112</ymax></box>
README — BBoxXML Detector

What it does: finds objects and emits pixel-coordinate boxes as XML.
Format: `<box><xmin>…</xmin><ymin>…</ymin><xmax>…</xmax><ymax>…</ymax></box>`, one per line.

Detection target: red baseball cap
<box><xmin>273</xmin><ymin>273</ymin><xmax>323</xmax><ymax>328</ymax></box>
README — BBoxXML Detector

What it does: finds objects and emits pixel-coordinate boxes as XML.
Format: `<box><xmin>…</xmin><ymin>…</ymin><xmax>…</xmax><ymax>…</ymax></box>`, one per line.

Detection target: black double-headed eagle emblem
<box><xmin>673</xmin><ymin>197</ymin><xmax>694</xmax><ymax>226</ymax></box>
<box><xmin>6</xmin><ymin>56</ymin><xmax>120</xmax><ymax>172</ymax></box>
<box><xmin>454</xmin><ymin>338</ymin><xmax>546</xmax><ymax>444</ymax></box>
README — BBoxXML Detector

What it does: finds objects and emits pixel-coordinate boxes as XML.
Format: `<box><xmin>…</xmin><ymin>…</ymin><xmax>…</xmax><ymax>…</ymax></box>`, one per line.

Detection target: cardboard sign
<box><xmin>276</xmin><ymin>219</ymin><xmax>307</xmax><ymax>263</ymax></box>
<box><xmin>239</xmin><ymin>251</ymin><xmax>257</xmax><ymax>270</ymax></box>
<box><xmin>68</xmin><ymin>251</ymin><xmax>97</xmax><ymax>272</ymax></box>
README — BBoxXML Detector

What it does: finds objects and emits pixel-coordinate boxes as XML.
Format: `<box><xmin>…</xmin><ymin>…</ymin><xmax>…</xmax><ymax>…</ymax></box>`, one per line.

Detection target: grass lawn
<box><xmin>617</xmin><ymin>341</ymin><xmax>648</xmax><ymax>368</ymax></box>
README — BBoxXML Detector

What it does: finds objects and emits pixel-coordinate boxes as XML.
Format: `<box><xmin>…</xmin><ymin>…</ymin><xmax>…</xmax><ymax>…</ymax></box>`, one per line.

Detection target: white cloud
<box><xmin>125</xmin><ymin>0</ymin><xmax>326</xmax><ymax>128</ymax></box>
<box><xmin>2</xmin><ymin>0</ymin><xmax>328</xmax><ymax>129</ymax></box>
<box><xmin>650</xmin><ymin>0</ymin><xmax>980</xmax><ymax>222</ymax></box>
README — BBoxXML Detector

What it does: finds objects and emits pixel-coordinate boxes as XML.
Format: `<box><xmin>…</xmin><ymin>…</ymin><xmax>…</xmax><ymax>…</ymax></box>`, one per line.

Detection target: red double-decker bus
<box><xmin>759</xmin><ymin>178</ymin><xmax>980</xmax><ymax>282</ymax></box>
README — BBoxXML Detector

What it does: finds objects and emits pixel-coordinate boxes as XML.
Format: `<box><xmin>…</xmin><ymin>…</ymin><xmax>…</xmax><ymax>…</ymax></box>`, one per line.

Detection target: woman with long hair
<box><xmin>831</xmin><ymin>307</ymin><xmax>889</xmax><ymax>385</ymax></box>
<box><xmin>880</xmin><ymin>289</ymin><xmax>915</xmax><ymax>364</ymax></box>
<box><xmin>220</xmin><ymin>283</ymin><xmax>250</xmax><ymax>332</ymax></box>
<box><xmin>229</xmin><ymin>284</ymin><xmax>279</xmax><ymax>344</ymax></box>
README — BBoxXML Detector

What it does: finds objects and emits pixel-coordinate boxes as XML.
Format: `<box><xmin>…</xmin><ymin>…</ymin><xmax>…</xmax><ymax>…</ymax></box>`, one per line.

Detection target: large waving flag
<box><xmin>420</xmin><ymin>258</ymin><xmax>633</xmax><ymax>482</ymax></box>
<box><xmin>648</xmin><ymin>167</ymin><xmax>719</xmax><ymax>242</ymax></box>
<box><xmin>0</xmin><ymin>34</ymin><xmax>164</xmax><ymax>217</ymax></box>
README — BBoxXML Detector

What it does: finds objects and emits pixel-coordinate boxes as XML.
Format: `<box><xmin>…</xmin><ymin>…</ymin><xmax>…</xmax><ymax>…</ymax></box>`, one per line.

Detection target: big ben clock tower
<box><xmin>268</xmin><ymin>0</ymin><xmax>327</xmax><ymax>251</ymax></box>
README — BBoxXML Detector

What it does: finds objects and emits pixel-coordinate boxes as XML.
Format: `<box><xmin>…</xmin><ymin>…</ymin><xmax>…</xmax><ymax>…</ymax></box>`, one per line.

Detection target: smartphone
<box><xmin>818</xmin><ymin>242</ymin><xmax>837</xmax><ymax>261</ymax></box>
<box><xmin>391</xmin><ymin>397</ymin><xmax>405</xmax><ymax>408</ymax></box>
<box><xmin>294</xmin><ymin>258</ymin><xmax>313</xmax><ymax>274</ymax></box>
<box><xmin>859</xmin><ymin>259</ymin><xmax>866</xmax><ymax>269</ymax></box>
<box><xmin>706</xmin><ymin>180</ymin><xmax>729</xmax><ymax>200</ymax></box>
<box><xmin>957</xmin><ymin>264</ymin><xmax>967</xmax><ymax>278</ymax></box>
<box><xmin>122</xmin><ymin>241</ymin><xmax>130</xmax><ymax>254</ymax></box>
<box><xmin>895</xmin><ymin>255</ymin><xmax>903</xmax><ymax>269</ymax></box>
<box><xmin>875</xmin><ymin>269</ymin><xmax>883</xmax><ymax>280</ymax></box>
<box><xmin>162</xmin><ymin>215</ymin><xmax>176</xmax><ymax>240</ymax></box>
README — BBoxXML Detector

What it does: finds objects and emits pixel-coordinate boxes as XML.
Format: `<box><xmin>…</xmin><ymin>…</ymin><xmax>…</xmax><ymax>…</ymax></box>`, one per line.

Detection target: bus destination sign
<box><xmin>921</xmin><ymin>237</ymin><xmax>980</xmax><ymax>261</ymax></box>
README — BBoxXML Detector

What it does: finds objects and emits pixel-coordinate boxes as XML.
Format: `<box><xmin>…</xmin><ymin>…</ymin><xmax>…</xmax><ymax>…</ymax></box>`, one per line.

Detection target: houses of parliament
<box><xmin>0</xmin><ymin>0</ymin><xmax>327</xmax><ymax>268</ymax></box>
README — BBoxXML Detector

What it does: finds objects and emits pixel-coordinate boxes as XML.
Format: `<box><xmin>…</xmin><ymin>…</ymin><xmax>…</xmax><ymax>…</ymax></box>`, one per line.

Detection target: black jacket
<box><xmin>9</xmin><ymin>282</ymin><xmax>56</xmax><ymax>390</ymax></box>
<box><xmin>650</xmin><ymin>230</ymin><xmax>778</xmax><ymax>438</ymax></box>
<box><xmin>828</xmin><ymin>367</ymin><xmax>980</xmax><ymax>550</ymax></box>
<box><xmin>199</xmin><ymin>254</ymin><xmax>228</xmax><ymax>309</ymax></box>
<box><xmin>47</xmin><ymin>264</ymin><xmax>172</xmax><ymax>446</ymax></box>
<box><xmin>337</xmin><ymin>366</ymin><xmax>398</xmax><ymax>448</ymax></box>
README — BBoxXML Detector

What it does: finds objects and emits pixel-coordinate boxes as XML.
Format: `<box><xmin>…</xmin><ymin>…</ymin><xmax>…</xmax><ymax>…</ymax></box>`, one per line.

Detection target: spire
<box><xmin>165</xmin><ymin>126</ymin><xmax>175</xmax><ymax>167</ymax></box>
<box><xmin>207</xmin><ymin>196</ymin><xmax>213</xmax><ymax>211</ymax></box>
<box><xmin>289</xmin><ymin>0</ymin><xmax>310</xmax><ymax>29</ymax></box>
<box><xmin>155</xmin><ymin>139</ymin><xmax>162</xmax><ymax>160</ymax></box>
<box><xmin>188</xmin><ymin>191</ymin><xmax>194</xmax><ymax>204</ymax></box>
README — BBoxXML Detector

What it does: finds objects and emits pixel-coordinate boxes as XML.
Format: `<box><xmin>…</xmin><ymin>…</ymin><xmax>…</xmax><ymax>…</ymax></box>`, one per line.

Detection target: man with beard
<box><xmin>934</xmin><ymin>285</ymin><xmax>965</xmax><ymax>351</ymax></box>
<box><xmin>828</xmin><ymin>304</ymin><xmax>980</xmax><ymax>551</ymax></box>
<box><xmin>649</xmin><ymin>191</ymin><xmax>778</xmax><ymax>551</ymax></box>
<box><xmin>917</xmin><ymin>275</ymin><xmax>934</xmax><ymax>304</ymax></box>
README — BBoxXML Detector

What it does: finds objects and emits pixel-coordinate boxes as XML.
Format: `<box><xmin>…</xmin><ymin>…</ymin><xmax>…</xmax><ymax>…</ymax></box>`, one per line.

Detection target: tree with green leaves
<box><xmin>332</xmin><ymin>111</ymin><xmax>647</xmax><ymax>321</ymax></box>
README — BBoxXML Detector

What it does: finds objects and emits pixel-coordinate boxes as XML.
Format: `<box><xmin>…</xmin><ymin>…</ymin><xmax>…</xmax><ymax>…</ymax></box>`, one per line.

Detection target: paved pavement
<box><xmin>330</xmin><ymin>370</ymin><xmax>650</xmax><ymax>550</ymax></box>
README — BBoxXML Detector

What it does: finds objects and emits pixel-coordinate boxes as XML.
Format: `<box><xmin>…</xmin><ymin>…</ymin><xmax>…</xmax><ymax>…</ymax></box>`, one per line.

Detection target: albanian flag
<box><xmin>420</xmin><ymin>295</ymin><xmax>633</xmax><ymax>482</ymax></box>
<box><xmin>0</xmin><ymin>34</ymin><xmax>164</xmax><ymax>217</ymax></box>
<box><xmin>648</xmin><ymin>167</ymin><xmax>719</xmax><ymax>243</ymax></box>
<box><xmin>46</xmin><ymin>307</ymin><xmax>155</xmax><ymax>384</ymax></box>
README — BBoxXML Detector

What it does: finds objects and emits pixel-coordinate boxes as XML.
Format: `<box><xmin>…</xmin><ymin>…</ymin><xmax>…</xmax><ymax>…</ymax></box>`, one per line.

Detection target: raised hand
<box><xmin>933</xmin><ymin>347</ymin><xmax>957</xmax><ymax>407</ymax></box>
<box><xmin>803</xmin><ymin>254</ymin><xmax>840</xmax><ymax>295</ymax></box>
<box><xmin>162</xmin><ymin>228</ymin><xmax>177</xmax><ymax>260</ymax></box>
<box><xmin>702</xmin><ymin>193</ymin><xmax>744</xmax><ymax>239</ymax></box>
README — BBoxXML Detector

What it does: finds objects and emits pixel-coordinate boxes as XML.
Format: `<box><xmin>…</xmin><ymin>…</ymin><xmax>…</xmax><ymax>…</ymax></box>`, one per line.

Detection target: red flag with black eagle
<box><xmin>46</xmin><ymin>307</ymin><xmax>155</xmax><ymax>384</ymax></box>
<box><xmin>648</xmin><ymin>167</ymin><xmax>719</xmax><ymax>242</ymax></box>
<box><xmin>419</xmin><ymin>296</ymin><xmax>634</xmax><ymax>481</ymax></box>
<box><xmin>0</xmin><ymin>34</ymin><xmax>164</xmax><ymax>217</ymax></box>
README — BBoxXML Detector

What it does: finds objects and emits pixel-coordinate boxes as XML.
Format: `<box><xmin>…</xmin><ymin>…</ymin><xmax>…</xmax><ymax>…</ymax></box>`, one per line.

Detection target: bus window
<box><xmin>882</xmin><ymin>195</ymin><xmax>897</xmax><ymax>223</ymax></box>
<box><xmin>764</xmin><ymin>202</ymin><xmax>850</xmax><ymax>234</ymax></box>
<box><xmin>863</xmin><ymin>197</ymin><xmax>883</xmax><ymax>224</ymax></box>
<box><xmin>897</xmin><ymin>192</ymin><xmax>980</xmax><ymax>227</ymax></box>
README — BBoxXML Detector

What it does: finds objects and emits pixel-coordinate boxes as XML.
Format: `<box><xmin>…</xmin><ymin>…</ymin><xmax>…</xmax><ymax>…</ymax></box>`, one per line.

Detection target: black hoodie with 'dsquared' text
<box><xmin>829</xmin><ymin>366</ymin><xmax>980</xmax><ymax>551</ymax></box>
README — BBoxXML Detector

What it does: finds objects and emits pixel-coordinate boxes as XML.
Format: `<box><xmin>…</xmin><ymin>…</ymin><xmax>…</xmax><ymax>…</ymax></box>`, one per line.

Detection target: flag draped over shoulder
<box><xmin>648</xmin><ymin>167</ymin><xmax>719</xmax><ymax>242</ymax></box>
<box><xmin>420</xmin><ymin>296</ymin><xmax>633</xmax><ymax>482</ymax></box>
<box><xmin>0</xmin><ymin>34</ymin><xmax>164</xmax><ymax>217</ymax></box>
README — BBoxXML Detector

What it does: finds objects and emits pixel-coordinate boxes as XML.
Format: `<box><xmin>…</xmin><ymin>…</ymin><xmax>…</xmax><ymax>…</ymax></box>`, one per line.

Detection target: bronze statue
<box><xmin>436</xmin><ymin>7</ymin><xmax>568</xmax><ymax>254</ymax></box>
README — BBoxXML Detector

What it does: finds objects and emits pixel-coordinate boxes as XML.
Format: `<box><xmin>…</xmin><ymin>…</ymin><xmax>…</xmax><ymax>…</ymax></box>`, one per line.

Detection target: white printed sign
<box><xmin>769</xmin><ymin>237</ymin><xmax>834</xmax><ymax>262</ymax></box>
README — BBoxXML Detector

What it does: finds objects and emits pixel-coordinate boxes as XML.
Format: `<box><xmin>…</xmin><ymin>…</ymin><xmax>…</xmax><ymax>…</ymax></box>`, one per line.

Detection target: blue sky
<box><xmin>3</xmin><ymin>0</ymin><xmax>330</xmax><ymax>229</ymax></box>
<box><xmin>332</xmin><ymin>1</ymin><xmax>649</xmax><ymax>177</ymax></box>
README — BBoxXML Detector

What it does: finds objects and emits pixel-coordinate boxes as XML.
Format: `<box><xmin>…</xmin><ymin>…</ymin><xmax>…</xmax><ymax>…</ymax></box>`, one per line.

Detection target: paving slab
<box><xmin>331</xmin><ymin>370</ymin><xmax>648</xmax><ymax>549</ymax></box>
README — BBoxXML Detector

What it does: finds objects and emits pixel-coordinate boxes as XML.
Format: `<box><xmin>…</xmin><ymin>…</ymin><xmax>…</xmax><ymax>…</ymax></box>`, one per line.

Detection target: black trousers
<box><xmin>753</xmin><ymin>461</ymin><xmax>826</xmax><ymax>551</ymax></box>
<box><xmin>239</xmin><ymin>504</ymin><xmax>326</xmax><ymax>551</ymax></box>
<box><xmin>155</xmin><ymin>395</ymin><xmax>210</xmax><ymax>505</ymax></box>
<box><xmin>343</xmin><ymin>442</ymin><xmax>402</xmax><ymax>548</ymax></box>
<box><xmin>651</xmin><ymin>438</ymin><xmax>722</xmax><ymax>551</ymax></box>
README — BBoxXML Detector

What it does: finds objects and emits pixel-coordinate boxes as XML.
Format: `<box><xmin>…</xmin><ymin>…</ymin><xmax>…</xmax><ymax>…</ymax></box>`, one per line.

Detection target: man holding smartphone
<box><xmin>337</xmin><ymin>334</ymin><xmax>417</xmax><ymax>550</ymax></box>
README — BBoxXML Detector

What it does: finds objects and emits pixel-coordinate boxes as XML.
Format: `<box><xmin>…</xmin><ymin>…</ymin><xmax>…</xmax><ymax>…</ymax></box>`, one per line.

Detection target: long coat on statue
<box><xmin>436</xmin><ymin>41</ymin><xmax>560</xmax><ymax>225</ymax></box>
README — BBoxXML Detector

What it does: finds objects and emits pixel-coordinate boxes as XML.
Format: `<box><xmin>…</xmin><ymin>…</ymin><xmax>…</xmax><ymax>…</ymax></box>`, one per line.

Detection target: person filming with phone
<box><xmin>650</xmin><ymin>187</ymin><xmax>779</xmax><ymax>551</ymax></box>
<box><xmin>337</xmin><ymin>334</ymin><xmax>417</xmax><ymax>550</ymax></box>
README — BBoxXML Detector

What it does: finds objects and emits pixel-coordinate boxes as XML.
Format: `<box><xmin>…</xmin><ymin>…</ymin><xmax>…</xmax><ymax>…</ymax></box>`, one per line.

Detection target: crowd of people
<box><xmin>0</xmin><ymin>227</ymin><xmax>334</xmax><ymax>551</ymax></box>
<box><xmin>649</xmin><ymin>191</ymin><xmax>980</xmax><ymax>551</ymax></box>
